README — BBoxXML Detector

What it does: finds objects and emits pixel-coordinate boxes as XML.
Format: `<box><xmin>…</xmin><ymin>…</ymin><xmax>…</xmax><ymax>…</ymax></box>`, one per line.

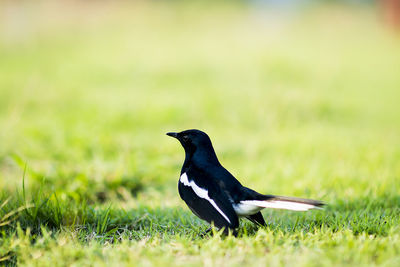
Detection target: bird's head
<box><xmin>167</xmin><ymin>129</ymin><xmax>218</xmax><ymax>162</ymax></box>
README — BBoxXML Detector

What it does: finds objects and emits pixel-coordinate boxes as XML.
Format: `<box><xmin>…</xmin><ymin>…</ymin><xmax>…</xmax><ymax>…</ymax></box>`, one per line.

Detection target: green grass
<box><xmin>1</xmin><ymin>1</ymin><xmax>400</xmax><ymax>266</ymax></box>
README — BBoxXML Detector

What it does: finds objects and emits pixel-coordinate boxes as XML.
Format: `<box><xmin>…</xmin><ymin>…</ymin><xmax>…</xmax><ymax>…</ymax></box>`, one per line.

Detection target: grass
<box><xmin>1</xmin><ymin>1</ymin><xmax>400</xmax><ymax>266</ymax></box>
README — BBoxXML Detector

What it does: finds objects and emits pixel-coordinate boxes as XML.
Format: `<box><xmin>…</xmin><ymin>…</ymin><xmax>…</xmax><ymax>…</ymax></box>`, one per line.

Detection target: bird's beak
<box><xmin>166</xmin><ymin>132</ymin><xmax>178</xmax><ymax>138</ymax></box>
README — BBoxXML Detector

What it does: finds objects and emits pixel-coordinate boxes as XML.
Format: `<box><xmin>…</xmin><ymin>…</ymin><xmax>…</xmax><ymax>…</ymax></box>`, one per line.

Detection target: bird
<box><xmin>167</xmin><ymin>129</ymin><xmax>324</xmax><ymax>235</ymax></box>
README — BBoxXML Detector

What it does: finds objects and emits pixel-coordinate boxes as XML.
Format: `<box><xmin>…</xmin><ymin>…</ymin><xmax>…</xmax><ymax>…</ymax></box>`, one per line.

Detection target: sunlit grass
<box><xmin>0</xmin><ymin>1</ymin><xmax>399</xmax><ymax>266</ymax></box>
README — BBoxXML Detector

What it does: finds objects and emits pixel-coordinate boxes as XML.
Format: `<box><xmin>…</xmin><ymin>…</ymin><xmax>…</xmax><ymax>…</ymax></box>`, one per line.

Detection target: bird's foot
<box><xmin>199</xmin><ymin>227</ymin><xmax>212</xmax><ymax>237</ymax></box>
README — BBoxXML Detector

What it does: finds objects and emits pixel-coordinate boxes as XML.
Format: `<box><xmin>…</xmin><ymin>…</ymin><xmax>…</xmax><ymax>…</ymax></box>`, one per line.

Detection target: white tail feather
<box><xmin>240</xmin><ymin>200</ymin><xmax>321</xmax><ymax>212</ymax></box>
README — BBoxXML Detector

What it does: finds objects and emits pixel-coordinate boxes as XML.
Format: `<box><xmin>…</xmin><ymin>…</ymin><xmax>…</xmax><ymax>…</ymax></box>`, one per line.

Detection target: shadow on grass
<box><xmin>1</xmin><ymin>191</ymin><xmax>399</xmax><ymax>242</ymax></box>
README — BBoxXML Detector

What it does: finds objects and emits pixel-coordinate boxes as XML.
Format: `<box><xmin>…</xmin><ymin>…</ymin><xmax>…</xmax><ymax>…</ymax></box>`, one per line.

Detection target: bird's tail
<box><xmin>241</xmin><ymin>195</ymin><xmax>324</xmax><ymax>211</ymax></box>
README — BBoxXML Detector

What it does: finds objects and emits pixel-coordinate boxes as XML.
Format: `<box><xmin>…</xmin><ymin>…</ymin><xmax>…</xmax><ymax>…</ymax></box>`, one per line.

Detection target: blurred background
<box><xmin>0</xmin><ymin>0</ymin><xmax>399</xmax><ymax>209</ymax></box>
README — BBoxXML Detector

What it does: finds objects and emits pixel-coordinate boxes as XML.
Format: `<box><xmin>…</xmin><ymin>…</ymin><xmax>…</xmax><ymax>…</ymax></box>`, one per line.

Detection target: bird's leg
<box><xmin>200</xmin><ymin>227</ymin><xmax>237</xmax><ymax>237</ymax></box>
<box><xmin>226</xmin><ymin>228</ymin><xmax>238</xmax><ymax>237</ymax></box>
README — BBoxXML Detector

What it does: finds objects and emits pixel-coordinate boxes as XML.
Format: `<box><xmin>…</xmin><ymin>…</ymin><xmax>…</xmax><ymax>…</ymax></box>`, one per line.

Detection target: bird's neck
<box><xmin>183</xmin><ymin>147</ymin><xmax>220</xmax><ymax>170</ymax></box>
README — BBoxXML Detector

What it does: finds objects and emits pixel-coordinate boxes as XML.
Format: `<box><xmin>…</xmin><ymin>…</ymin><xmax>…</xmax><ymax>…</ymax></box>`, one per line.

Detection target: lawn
<box><xmin>0</xmin><ymin>1</ymin><xmax>399</xmax><ymax>266</ymax></box>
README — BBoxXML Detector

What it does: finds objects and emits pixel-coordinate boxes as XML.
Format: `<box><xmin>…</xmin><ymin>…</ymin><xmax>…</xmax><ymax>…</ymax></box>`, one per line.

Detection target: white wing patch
<box><xmin>180</xmin><ymin>173</ymin><xmax>231</xmax><ymax>224</ymax></box>
<box><xmin>239</xmin><ymin>200</ymin><xmax>319</xmax><ymax>212</ymax></box>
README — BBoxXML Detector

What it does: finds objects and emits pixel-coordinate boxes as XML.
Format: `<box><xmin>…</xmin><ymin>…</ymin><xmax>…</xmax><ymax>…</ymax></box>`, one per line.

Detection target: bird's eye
<box><xmin>182</xmin><ymin>135</ymin><xmax>189</xmax><ymax>142</ymax></box>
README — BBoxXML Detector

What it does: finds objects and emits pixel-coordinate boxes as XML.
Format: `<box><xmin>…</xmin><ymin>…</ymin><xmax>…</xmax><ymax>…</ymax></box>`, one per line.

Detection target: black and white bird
<box><xmin>167</xmin><ymin>129</ymin><xmax>324</xmax><ymax>235</ymax></box>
